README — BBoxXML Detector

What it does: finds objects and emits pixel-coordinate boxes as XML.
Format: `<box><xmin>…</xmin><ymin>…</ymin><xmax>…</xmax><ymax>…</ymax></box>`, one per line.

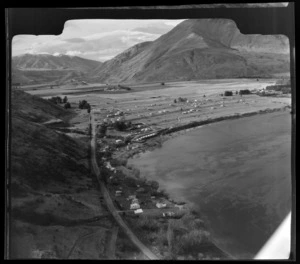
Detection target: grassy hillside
<box><xmin>88</xmin><ymin>19</ymin><xmax>289</xmax><ymax>83</ymax></box>
<box><xmin>10</xmin><ymin>89</ymin><xmax>111</xmax><ymax>259</ymax></box>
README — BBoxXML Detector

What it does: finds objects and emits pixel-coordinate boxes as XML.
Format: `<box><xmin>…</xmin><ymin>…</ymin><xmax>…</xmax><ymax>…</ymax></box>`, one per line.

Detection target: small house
<box><xmin>156</xmin><ymin>202</ymin><xmax>167</xmax><ymax>208</ymax></box>
<box><xmin>134</xmin><ymin>209</ymin><xmax>143</xmax><ymax>214</ymax></box>
<box><xmin>128</xmin><ymin>195</ymin><xmax>136</xmax><ymax>200</ymax></box>
<box><xmin>163</xmin><ymin>212</ymin><xmax>175</xmax><ymax>217</ymax></box>
<box><xmin>130</xmin><ymin>203</ymin><xmax>140</xmax><ymax>210</ymax></box>
<box><xmin>131</xmin><ymin>198</ymin><xmax>139</xmax><ymax>204</ymax></box>
<box><xmin>115</xmin><ymin>190</ymin><xmax>122</xmax><ymax>196</ymax></box>
<box><xmin>175</xmin><ymin>204</ymin><xmax>184</xmax><ymax>210</ymax></box>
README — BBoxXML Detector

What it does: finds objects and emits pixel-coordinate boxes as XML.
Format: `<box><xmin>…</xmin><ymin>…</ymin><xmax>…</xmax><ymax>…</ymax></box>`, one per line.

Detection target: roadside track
<box><xmin>90</xmin><ymin>110</ymin><xmax>159</xmax><ymax>260</ymax></box>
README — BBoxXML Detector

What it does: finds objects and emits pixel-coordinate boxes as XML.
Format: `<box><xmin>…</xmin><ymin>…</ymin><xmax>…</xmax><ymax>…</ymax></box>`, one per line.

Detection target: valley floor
<box><xmin>11</xmin><ymin>79</ymin><xmax>291</xmax><ymax>259</ymax></box>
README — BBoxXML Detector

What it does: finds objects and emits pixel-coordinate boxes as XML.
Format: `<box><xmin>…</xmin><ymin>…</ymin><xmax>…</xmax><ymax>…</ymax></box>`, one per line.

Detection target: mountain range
<box><xmin>12</xmin><ymin>19</ymin><xmax>290</xmax><ymax>85</ymax></box>
<box><xmin>11</xmin><ymin>54</ymin><xmax>102</xmax><ymax>85</ymax></box>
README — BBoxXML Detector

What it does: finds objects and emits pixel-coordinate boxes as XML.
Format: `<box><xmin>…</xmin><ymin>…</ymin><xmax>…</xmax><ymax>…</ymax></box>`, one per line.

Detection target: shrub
<box><xmin>79</xmin><ymin>100</ymin><xmax>90</xmax><ymax>109</ymax></box>
<box><xmin>63</xmin><ymin>96</ymin><xmax>68</xmax><ymax>103</ymax></box>
<box><xmin>149</xmin><ymin>180</ymin><xmax>159</xmax><ymax>190</ymax></box>
<box><xmin>113</xmin><ymin>120</ymin><xmax>128</xmax><ymax>131</ymax></box>
<box><xmin>178</xmin><ymin>229</ymin><xmax>210</xmax><ymax>253</ymax></box>
<box><xmin>239</xmin><ymin>89</ymin><xmax>251</xmax><ymax>95</ymax></box>
<box><xmin>64</xmin><ymin>102</ymin><xmax>71</xmax><ymax>109</ymax></box>
<box><xmin>118</xmin><ymin>84</ymin><xmax>131</xmax><ymax>90</ymax></box>
<box><xmin>48</xmin><ymin>96</ymin><xmax>62</xmax><ymax>104</ymax></box>
<box><xmin>161</xmin><ymin>82</ymin><xmax>165</xmax><ymax>85</ymax></box>
<box><xmin>136</xmin><ymin>216</ymin><xmax>160</xmax><ymax>231</ymax></box>
<box><xmin>98</xmin><ymin>124</ymin><xmax>107</xmax><ymax>136</ymax></box>
<box><xmin>177</xmin><ymin>97</ymin><xmax>187</xmax><ymax>103</ymax></box>
<box><xmin>224</xmin><ymin>91</ymin><xmax>233</xmax><ymax>96</ymax></box>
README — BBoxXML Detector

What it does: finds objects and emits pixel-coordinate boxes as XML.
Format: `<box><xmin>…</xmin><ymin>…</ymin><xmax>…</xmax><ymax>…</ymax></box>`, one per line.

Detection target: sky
<box><xmin>12</xmin><ymin>19</ymin><xmax>186</xmax><ymax>62</ymax></box>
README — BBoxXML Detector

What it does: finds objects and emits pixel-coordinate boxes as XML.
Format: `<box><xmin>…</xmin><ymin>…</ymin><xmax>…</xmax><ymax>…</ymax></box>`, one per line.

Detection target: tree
<box><xmin>79</xmin><ymin>100</ymin><xmax>90</xmax><ymax>110</ymax></box>
<box><xmin>224</xmin><ymin>91</ymin><xmax>233</xmax><ymax>96</ymax></box>
<box><xmin>239</xmin><ymin>89</ymin><xmax>251</xmax><ymax>95</ymax></box>
<box><xmin>113</xmin><ymin>120</ymin><xmax>128</xmax><ymax>131</ymax></box>
<box><xmin>63</xmin><ymin>96</ymin><xmax>68</xmax><ymax>103</ymax></box>
<box><xmin>48</xmin><ymin>96</ymin><xmax>62</xmax><ymax>104</ymax></box>
<box><xmin>64</xmin><ymin>102</ymin><xmax>71</xmax><ymax>109</ymax></box>
<box><xmin>149</xmin><ymin>180</ymin><xmax>159</xmax><ymax>190</ymax></box>
<box><xmin>99</xmin><ymin>124</ymin><xmax>107</xmax><ymax>136</ymax></box>
<box><xmin>56</xmin><ymin>96</ymin><xmax>62</xmax><ymax>104</ymax></box>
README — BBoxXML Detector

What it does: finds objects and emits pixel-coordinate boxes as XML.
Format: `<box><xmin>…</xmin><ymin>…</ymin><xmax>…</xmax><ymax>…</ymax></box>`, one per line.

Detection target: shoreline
<box><xmin>118</xmin><ymin>105</ymin><xmax>291</xmax><ymax>161</ymax></box>
<box><xmin>116</xmin><ymin>106</ymin><xmax>290</xmax><ymax>259</ymax></box>
<box><xmin>107</xmin><ymin>105</ymin><xmax>290</xmax><ymax>260</ymax></box>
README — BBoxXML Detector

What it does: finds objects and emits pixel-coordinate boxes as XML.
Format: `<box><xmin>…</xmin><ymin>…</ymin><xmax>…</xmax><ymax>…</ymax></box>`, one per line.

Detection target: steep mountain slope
<box><xmin>89</xmin><ymin>19</ymin><xmax>290</xmax><ymax>83</ymax></box>
<box><xmin>11</xmin><ymin>89</ymin><xmax>89</xmax><ymax>187</ymax></box>
<box><xmin>10</xmin><ymin>89</ymin><xmax>112</xmax><ymax>259</ymax></box>
<box><xmin>12</xmin><ymin>54</ymin><xmax>102</xmax><ymax>85</ymax></box>
<box><xmin>89</xmin><ymin>41</ymin><xmax>152</xmax><ymax>83</ymax></box>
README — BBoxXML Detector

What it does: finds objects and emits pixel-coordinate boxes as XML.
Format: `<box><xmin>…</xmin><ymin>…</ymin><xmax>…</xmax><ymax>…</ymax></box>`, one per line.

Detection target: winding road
<box><xmin>90</xmin><ymin>110</ymin><xmax>159</xmax><ymax>260</ymax></box>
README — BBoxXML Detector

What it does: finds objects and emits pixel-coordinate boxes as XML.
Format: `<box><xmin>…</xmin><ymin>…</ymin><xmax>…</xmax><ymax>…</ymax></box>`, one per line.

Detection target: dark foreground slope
<box><xmin>10</xmin><ymin>89</ymin><xmax>111</xmax><ymax>259</ymax></box>
<box><xmin>89</xmin><ymin>19</ymin><xmax>289</xmax><ymax>83</ymax></box>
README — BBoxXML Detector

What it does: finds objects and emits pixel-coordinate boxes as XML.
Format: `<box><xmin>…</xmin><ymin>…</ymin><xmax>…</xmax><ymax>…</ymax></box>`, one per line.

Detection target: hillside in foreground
<box><xmin>10</xmin><ymin>89</ymin><xmax>111</xmax><ymax>259</ymax></box>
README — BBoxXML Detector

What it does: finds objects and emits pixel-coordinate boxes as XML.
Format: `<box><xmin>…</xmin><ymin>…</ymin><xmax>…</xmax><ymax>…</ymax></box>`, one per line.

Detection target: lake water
<box><xmin>128</xmin><ymin>111</ymin><xmax>292</xmax><ymax>259</ymax></box>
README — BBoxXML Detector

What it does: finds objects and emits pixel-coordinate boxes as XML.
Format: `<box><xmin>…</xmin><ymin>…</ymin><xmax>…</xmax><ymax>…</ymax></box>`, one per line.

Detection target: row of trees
<box><xmin>239</xmin><ymin>89</ymin><xmax>251</xmax><ymax>95</ymax></box>
<box><xmin>174</xmin><ymin>97</ymin><xmax>188</xmax><ymax>103</ymax></box>
<box><xmin>221</xmin><ymin>89</ymin><xmax>251</xmax><ymax>96</ymax></box>
<box><xmin>48</xmin><ymin>96</ymin><xmax>71</xmax><ymax>108</ymax></box>
<box><xmin>79</xmin><ymin>100</ymin><xmax>91</xmax><ymax>113</ymax></box>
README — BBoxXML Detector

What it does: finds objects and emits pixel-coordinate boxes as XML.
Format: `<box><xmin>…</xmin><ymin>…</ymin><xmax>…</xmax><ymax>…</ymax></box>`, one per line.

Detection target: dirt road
<box><xmin>90</xmin><ymin>111</ymin><xmax>159</xmax><ymax>260</ymax></box>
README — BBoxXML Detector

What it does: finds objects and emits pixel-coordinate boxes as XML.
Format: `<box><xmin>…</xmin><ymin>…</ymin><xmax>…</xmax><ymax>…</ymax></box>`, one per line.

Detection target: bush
<box><xmin>161</xmin><ymin>82</ymin><xmax>165</xmax><ymax>85</ymax></box>
<box><xmin>224</xmin><ymin>91</ymin><xmax>233</xmax><ymax>96</ymax></box>
<box><xmin>63</xmin><ymin>96</ymin><xmax>68</xmax><ymax>103</ymax></box>
<box><xmin>79</xmin><ymin>100</ymin><xmax>91</xmax><ymax>110</ymax></box>
<box><xmin>149</xmin><ymin>180</ymin><xmax>159</xmax><ymax>190</ymax></box>
<box><xmin>239</xmin><ymin>89</ymin><xmax>251</xmax><ymax>95</ymax></box>
<box><xmin>48</xmin><ymin>96</ymin><xmax>62</xmax><ymax>104</ymax></box>
<box><xmin>177</xmin><ymin>97</ymin><xmax>187</xmax><ymax>103</ymax></box>
<box><xmin>136</xmin><ymin>216</ymin><xmax>160</xmax><ymax>231</ymax></box>
<box><xmin>113</xmin><ymin>120</ymin><xmax>128</xmax><ymax>131</ymax></box>
<box><xmin>64</xmin><ymin>102</ymin><xmax>71</xmax><ymax>109</ymax></box>
<box><xmin>118</xmin><ymin>84</ymin><xmax>131</xmax><ymax>90</ymax></box>
<box><xmin>98</xmin><ymin>124</ymin><xmax>107</xmax><ymax>136</ymax></box>
<box><xmin>180</xmin><ymin>230</ymin><xmax>210</xmax><ymax>248</ymax></box>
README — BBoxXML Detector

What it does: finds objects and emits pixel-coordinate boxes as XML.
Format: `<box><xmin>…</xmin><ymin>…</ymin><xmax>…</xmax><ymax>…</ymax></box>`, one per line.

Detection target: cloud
<box><xmin>65</xmin><ymin>50</ymin><xmax>82</xmax><ymax>56</ymax></box>
<box><xmin>12</xmin><ymin>19</ymin><xmax>185</xmax><ymax>61</ymax></box>
<box><xmin>64</xmin><ymin>38</ymin><xmax>86</xmax><ymax>43</ymax></box>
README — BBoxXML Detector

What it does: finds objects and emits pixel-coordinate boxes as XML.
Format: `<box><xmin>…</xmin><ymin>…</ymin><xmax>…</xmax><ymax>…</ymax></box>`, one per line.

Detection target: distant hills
<box><xmin>12</xmin><ymin>54</ymin><xmax>102</xmax><ymax>85</ymax></box>
<box><xmin>12</xmin><ymin>19</ymin><xmax>290</xmax><ymax>85</ymax></box>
